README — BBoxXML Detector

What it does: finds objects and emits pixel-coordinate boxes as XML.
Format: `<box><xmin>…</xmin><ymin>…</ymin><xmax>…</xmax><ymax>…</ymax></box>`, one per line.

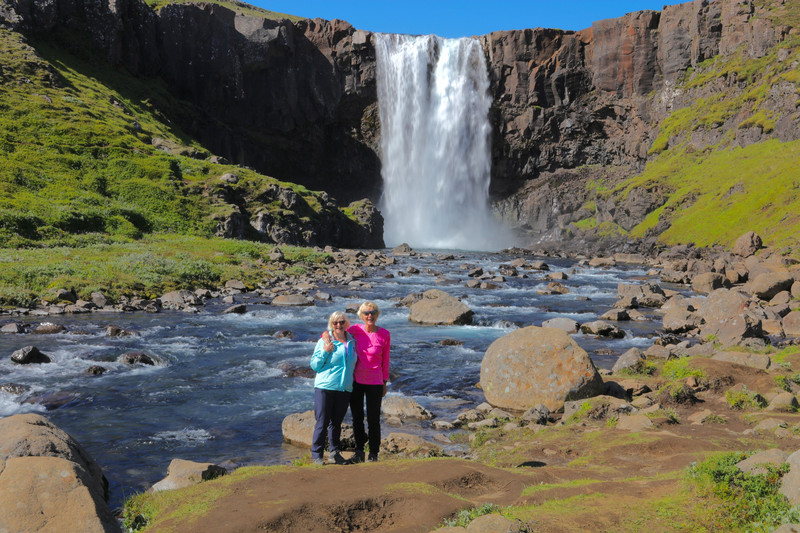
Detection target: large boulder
<box><xmin>381</xmin><ymin>396</ymin><xmax>434</xmax><ymax>420</ymax></box>
<box><xmin>617</xmin><ymin>283</ymin><xmax>666</xmax><ymax>308</ymax></box>
<box><xmin>281</xmin><ymin>410</ymin><xmax>354</xmax><ymax>449</ymax></box>
<box><xmin>0</xmin><ymin>414</ymin><xmax>118</xmax><ymax>533</ymax></box>
<box><xmin>733</xmin><ymin>231</ymin><xmax>762</xmax><ymax>257</ymax></box>
<box><xmin>408</xmin><ymin>289</ymin><xmax>474</xmax><ymax>325</ymax></box>
<box><xmin>691</xmin><ymin>272</ymin><xmax>729</xmax><ymax>294</ymax></box>
<box><xmin>480</xmin><ymin>326</ymin><xmax>604</xmax><ymax>412</ymax></box>
<box><xmin>750</xmin><ymin>271</ymin><xmax>795</xmax><ymax>300</ymax></box>
<box><xmin>149</xmin><ymin>459</ymin><xmax>227</xmax><ymax>493</ymax></box>
<box><xmin>785</xmin><ymin>311</ymin><xmax>800</xmax><ymax>337</ymax></box>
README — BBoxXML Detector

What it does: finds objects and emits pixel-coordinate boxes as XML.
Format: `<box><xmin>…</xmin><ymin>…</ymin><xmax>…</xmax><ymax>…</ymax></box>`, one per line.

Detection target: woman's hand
<box><xmin>322</xmin><ymin>331</ymin><xmax>334</xmax><ymax>352</ymax></box>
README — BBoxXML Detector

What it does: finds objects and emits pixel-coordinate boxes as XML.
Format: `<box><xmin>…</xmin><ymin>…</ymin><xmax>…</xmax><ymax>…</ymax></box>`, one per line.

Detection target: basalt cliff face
<box><xmin>482</xmin><ymin>0</ymin><xmax>797</xmax><ymax>248</ymax></box>
<box><xmin>2</xmin><ymin>0</ymin><xmax>798</xmax><ymax>250</ymax></box>
<box><xmin>2</xmin><ymin>0</ymin><xmax>381</xmax><ymax>205</ymax></box>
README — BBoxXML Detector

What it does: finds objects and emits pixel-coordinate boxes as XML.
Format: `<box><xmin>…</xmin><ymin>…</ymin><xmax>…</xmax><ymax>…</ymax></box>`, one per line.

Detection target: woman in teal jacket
<box><xmin>310</xmin><ymin>310</ymin><xmax>356</xmax><ymax>465</ymax></box>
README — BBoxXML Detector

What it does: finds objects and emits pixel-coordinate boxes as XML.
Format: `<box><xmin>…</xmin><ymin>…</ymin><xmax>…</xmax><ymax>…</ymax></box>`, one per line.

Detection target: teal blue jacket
<box><xmin>310</xmin><ymin>331</ymin><xmax>356</xmax><ymax>392</ymax></box>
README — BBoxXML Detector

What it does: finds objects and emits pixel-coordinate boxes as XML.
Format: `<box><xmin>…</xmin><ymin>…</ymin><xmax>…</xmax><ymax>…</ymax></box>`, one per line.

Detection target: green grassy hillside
<box><xmin>0</xmin><ymin>26</ymin><xmax>342</xmax><ymax>306</ymax></box>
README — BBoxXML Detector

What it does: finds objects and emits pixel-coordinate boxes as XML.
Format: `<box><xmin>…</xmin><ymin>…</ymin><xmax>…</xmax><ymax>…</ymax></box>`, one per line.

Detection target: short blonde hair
<box><xmin>357</xmin><ymin>301</ymin><xmax>380</xmax><ymax>320</ymax></box>
<box><xmin>327</xmin><ymin>311</ymin><xmax>350</xmax><ymax>330</ymax></box>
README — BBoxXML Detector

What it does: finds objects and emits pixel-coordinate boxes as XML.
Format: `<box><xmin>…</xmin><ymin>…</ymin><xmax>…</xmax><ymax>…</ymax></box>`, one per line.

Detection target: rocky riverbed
<box><xmin>2</xmin><ymin>234</ymin><xmax>800</xmax><ymax>531</ymax></box>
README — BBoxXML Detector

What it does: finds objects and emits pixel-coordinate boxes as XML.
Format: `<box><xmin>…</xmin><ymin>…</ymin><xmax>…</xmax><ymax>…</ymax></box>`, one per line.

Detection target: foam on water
<box><xmin>150</xmin><ymin>427</ymin><xmax>213</xmax><ymax>446</ymax></box>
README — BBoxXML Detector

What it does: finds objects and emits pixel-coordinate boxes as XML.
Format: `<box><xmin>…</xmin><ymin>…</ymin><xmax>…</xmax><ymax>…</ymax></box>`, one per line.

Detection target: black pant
<box><xmin>311</xmin><ymin>388</ymin><xmax>350</xmax><ymax>459</ymax></box>
<box><xmin>350</xmin><ymin>381</ymin><xmax>383</xmax><ymax>456</ymax></box>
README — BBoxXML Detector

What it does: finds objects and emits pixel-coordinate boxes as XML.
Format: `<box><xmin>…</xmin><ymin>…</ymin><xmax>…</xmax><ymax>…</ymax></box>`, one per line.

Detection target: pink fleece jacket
<box><xmin>348</xmin><ymin>323</ymin><xmax>391</xmax><ymax>385</ymax></box>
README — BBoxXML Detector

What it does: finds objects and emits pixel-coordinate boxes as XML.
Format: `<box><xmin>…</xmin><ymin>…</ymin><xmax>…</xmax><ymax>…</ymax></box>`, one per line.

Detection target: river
<box><xmin>0</xmin><ymin>249</ymin><xmax>663</xmax><ymax>510</ymax></box>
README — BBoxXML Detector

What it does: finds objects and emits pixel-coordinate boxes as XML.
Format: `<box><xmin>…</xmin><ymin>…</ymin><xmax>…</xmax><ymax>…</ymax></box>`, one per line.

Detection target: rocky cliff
<box><xmin>483</xmin><ymin>0</ymin><xmax>798</xmax><ymax>249</ymax></box>
<box><xmin>2</xmin><ymin>0</ymin><xmax>380</xmax><ymax>205</ymax></box>
<box><xmin>2</xmin><ymin>0</ymin><xmax>798</xmax><ymax>251</ymax></box>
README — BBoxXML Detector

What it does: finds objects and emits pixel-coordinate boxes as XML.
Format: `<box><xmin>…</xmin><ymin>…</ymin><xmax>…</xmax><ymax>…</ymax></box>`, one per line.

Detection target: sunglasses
<box><xmin>333</xmin><ymin>320</ymin><xmax>347</xmax><ymax>325</ymax></box>
<box><xmin>362</xmin><ymin>310</ymin><xmax>377</xmax><ymax>316</ymax></box>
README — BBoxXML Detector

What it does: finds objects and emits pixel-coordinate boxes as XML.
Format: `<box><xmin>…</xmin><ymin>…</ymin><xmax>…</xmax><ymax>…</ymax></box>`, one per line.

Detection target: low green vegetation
<box><xmin>142</xmin><ymin>0</ymin><xmax>302</xmax><ymax>21</ymax></box>
<box><xmin>0</xmin><ymin>235</ymin><xmax>331</xmax><ymax>307</ymax></box>
<box><xmin>687</xmin><ymin>452</ymin><xmax>800</xmax><ymax>531</ymax></box>
<box><xmin>661</xmin><ymin>358</ymin><xmax>706</xmax><ymax>381</ymax></box>
<box><xmin>725</xmin><ymin>386</ymin><xmax>768</xmax><ymax>410</ymax></box>
<box><xmin>441</xmin><ymin>503</ymin><xmax>504</xmax><ymax>528</ymax></box>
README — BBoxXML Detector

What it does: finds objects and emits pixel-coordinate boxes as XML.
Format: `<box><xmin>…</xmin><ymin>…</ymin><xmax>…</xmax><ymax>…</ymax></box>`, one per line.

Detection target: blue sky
<box><xmin>254</xmin><ymin>1</ymin><xmax>685</xmax><ymax>38</ymax></box>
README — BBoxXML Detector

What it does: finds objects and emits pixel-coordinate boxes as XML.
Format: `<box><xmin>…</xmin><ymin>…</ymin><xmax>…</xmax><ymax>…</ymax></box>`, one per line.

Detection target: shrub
<box><xmin>687</xmin><ymin>452</ymin><xmax>800</xmax><ymax>531</ymax></box>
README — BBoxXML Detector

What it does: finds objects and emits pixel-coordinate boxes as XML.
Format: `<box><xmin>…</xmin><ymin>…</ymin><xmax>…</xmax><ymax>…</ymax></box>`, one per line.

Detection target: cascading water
<box><xmin>375</xmin><ymin>34</ymin><xmax>512</xmax><ymax>251</ymax></box>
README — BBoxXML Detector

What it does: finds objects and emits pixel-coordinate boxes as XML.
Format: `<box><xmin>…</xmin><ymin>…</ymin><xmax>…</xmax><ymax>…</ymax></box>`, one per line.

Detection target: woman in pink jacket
<box><xmin>323</xmin><ymin>301</ymin><xmax>391</xmax><ymax>463</ymax></box>
<box><xmin>347</xmin><ymin>301</ymin><xmax>391</xmax><ymax>462</ymax></box>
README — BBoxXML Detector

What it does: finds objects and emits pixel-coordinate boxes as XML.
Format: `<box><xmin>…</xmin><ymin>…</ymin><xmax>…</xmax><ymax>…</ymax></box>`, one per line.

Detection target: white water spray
<box><xmin>375</xmin><ymin>34</ymin><xmax>512</xmax><ymax>251</ymax></box>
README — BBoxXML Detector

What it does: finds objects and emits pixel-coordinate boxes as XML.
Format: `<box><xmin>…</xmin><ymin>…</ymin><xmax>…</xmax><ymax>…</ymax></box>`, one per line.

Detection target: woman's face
<box><xmin>332</xmin><ymin>318</ymin><xmax>347</xmax><ymax>332</ymax></box>
<box><xmin>361</xmin><ymin>308</ymin><xmax>377</xmax><ymax>325</ymax></box>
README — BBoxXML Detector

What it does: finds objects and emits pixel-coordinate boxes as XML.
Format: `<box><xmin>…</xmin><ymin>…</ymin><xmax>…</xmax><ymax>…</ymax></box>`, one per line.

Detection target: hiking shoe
<box><xmin>312</xmin><ymin>457</ymin><xmax>324</xmax><ymax>465</ymax></box>
<box><xmin>368</xmin><ymin>454</ymin><xmax>378</xmax><ymax>462</ymax></box>
<box><xmin>329</xmin><ymin>452</ymin><xmax>348</xmax><ymax>465</ymax></box>
<box><xmin>349</xmin><ymin>451</ymin><xmax>365</xmax><ymax>464</ymax></box>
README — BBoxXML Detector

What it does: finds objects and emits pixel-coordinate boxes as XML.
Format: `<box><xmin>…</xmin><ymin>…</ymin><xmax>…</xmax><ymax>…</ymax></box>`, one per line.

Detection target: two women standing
<box><xmin>312</xmin><ymin>302</ymin><xmax>391</xmax><ymax>464</ymax></box>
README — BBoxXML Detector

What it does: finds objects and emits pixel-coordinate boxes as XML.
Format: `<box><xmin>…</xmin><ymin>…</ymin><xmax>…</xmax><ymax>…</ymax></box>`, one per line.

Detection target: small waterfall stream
<box><xmin>375</xmin><ymin>34</ymin><xmax>511</xmax><ymax>250</ymax></box>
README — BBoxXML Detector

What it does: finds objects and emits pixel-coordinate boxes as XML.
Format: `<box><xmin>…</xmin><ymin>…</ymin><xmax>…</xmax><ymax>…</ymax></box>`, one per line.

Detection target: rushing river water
<box><xmin>0</xmin><ymin>250</ymin><xmax>662</xmax><ymax>510</ymax></box>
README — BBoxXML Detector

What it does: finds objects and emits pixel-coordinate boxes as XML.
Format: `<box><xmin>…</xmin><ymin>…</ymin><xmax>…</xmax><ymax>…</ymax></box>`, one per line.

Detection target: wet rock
<box><xmin>541</xmin><ymin>317</ymin><xmax>580</xmax><ymax>333</ymax></box>
<box><xmin>86</xmin><ymin>366</ymin><xmax>106</xmax><ymax>376</ymax></box>
<box><xmin>34</xmin><ymin>323</ymin><xmax>65</xmax><ymax>334</ymax></box>
<box><xmin>408</xmin><ymin>289</ymin><xmax>474</xmax><ymax>325</ymax></box>
<box><xmin>529</xmin><ymin>261</ymin><xmax>549</xmax><ymax>271</ymax></box>
<box><xmin>313</xmin><ymin>291</ymin><xmax>332</xmax><ymax>301</ymax></box>
<box><xmin>1</xmin><ymin>323</ymin><xmax>25</xmax><ymax>333</ymax></box>
<box><xmin>392</xmin><ymin>243</ymin><xmax>414</xmax><ymax>255</ymax></box>
<box><xmin>23</xmin><ymin>391</ymin><xmax>83</xmax><ymax>410</ymax></box>
<box><xmin>599</xmin><ymin>309</ymin><xmax>629</xmax><ymax>321</ymax></box>
<box><xmin>150</xmin><ymin>459</ymin><xmax>227</xmax><ymax>493</ymax></box>
<box><xmin>272</xmin><ymin>294</ymin><xmax>314</xmax><ymax>306</ymax></box>
<box><xmin>480</xmin><ymin>326</ymin><xmax>604</xmax><ymax>412</ymax></box>
<box><xmin>223</xmin><ymin>304</ymin><xmax>248</xmax><ymax>314</ymax></box>
<box><xmin>274</xmin><ymin>330</ymin><xmax>295</xmax><ymax>340</ymax></box>
<box><xmin>440</xmin><ymin>339</ymin><xmax>463</xmax><ymax>346</ymax></box>
<box><xmin>381</xmin><ymin>396</ymin><xmax>434</xmax><ymax>420</ymax></box>
<box><xmin>278</xmin><ymin>362</ymin><xmax>314</xmax><ymax>378</ymax></box>
<box><xmin>119</xmin><ymin>352</ymin><xmax>157</xmax><ymax>366</ymax></box>
<box><xmin>105</xmin><ymin>325</ymin><xmax>137</xmax><ymax>337</ymax></box>
<box><xmin>11</xmin><ymin>346</ymin><xmax>51</xmax><ymax>364</ymax></box>
<box><xmin>0</xmin><ymin>383</ymin><xmax>30</xmax><ymax>395</ymax></box>
<box><xmin>579</xmin><ymin>320</ymin><xmax>624</xmax><ymax>338</ymax></box>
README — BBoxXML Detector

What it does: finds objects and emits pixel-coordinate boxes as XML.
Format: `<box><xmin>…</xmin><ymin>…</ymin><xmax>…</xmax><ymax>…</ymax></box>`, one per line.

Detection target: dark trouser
<box><xmin>350</xmin><ymin>381</ymin><xmax>383</xmax><ymax>456</ymax></box>
<box><xmin>312</xmin><ymin>388</ymin><xmax>350</xmax><ymax>459</ymax></box>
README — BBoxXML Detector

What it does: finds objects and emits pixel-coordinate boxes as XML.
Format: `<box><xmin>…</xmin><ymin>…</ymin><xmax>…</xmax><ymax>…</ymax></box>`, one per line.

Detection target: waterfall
<box><xmin>375</xmin><ymin>34</ymin><xmax>511</xmax><ymax>251</ymax></box>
